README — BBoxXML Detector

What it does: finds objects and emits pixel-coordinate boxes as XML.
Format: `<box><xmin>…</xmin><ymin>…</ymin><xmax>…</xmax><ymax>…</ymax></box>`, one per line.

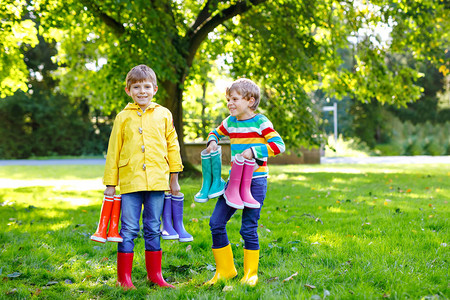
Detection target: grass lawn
<box><xmin>0</xmin><ymin>163</ymin><xmax>448</xmax><ymax>299</ymax></box>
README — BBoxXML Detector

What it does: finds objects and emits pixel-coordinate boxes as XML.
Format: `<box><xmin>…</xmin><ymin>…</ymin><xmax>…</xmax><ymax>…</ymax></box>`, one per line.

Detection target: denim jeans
<box><xmin>118</xmin><ymin>191</ymin><xmax>164</xmax><ymax>253</ymax></box>
<box><xmin>209</xmin><ymin>177</ymin><xmax>267</xmax><ymax>250</ymax></box>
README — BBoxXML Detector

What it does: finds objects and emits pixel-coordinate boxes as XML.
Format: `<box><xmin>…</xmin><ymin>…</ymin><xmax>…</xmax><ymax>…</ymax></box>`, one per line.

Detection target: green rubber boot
<box><xmin>195</xmin><ymin>149</ymin><xmax>212</xmax><ymax>203</ymax></box>
<box><xmin>208</xmin><ymin>146</ymin><xmax>226</xmax><ymax>199</ymax></box>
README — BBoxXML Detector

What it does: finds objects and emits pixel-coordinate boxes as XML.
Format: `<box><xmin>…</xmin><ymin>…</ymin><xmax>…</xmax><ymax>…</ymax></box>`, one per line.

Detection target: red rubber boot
<box><xmin>117</xmin><ymin>252</ymin><xmax>135</xmax><ymax>290</ymax></box>
<box><xmin>145</xmin><ymin>250</ymin><xmax>175</xmax><ymax>288</ymax></box>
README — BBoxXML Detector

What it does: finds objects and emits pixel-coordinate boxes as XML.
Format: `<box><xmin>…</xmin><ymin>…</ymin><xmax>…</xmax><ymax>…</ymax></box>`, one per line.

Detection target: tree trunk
<box><xmin>161</xmin><ymin>79</ymin><xmax>200</xmax><ymax>177</ymax></box>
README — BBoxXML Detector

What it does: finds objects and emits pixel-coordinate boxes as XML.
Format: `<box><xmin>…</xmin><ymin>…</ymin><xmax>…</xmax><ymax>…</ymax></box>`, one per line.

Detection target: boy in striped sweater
<box><xmin>204</xmin><ymin>78</ymin><xmax>285</xmax><ymax>286</ymax></box>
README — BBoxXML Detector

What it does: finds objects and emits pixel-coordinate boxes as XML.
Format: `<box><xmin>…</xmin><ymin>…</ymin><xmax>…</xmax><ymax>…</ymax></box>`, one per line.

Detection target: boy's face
<box><xmin>227</xmin><ymin>90</ymin><xmax>255</xmax><ymax>120</ymax></box>
<box><xmin>125</xmin><ymin>80</ymin><xmax>158</xmax><ymax>111</ymax></box>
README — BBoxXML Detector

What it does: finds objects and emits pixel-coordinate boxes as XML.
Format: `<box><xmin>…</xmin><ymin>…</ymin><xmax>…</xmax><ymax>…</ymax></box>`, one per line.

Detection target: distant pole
<box><xmin>322</xmin><ymin>102</ymin><xmax>338</xmax><ymax>142</ymax></box>
<box><xmin>333</xmin><ymin>102</ymin><xmax>338</xmax><ymax>142</ymax></box>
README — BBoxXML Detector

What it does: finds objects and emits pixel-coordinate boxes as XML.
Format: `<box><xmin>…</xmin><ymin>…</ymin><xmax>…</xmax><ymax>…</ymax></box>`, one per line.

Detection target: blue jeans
<box><xmin>118</xmin><ymin>191</ymin><xmax>164</xmax><ymax>253</ymax></box>
<box><xmin>209</xmin><ymin>177</ymin><xmax>267</xmax><ymax>250</ymax></box>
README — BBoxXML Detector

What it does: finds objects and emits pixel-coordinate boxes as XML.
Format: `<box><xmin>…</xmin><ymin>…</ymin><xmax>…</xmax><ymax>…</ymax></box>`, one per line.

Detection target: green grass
<box><xmin>0</xmin><ymin>164</ymin><xmax>449</xmax><ymax>299</ymax></box>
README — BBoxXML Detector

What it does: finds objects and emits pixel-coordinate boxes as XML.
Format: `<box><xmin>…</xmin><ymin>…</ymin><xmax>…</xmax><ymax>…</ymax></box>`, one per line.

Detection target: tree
<box><xmin>2</xmin><ymin>0</ymin><xmax>449</xmax><ymax>168</ymax></box>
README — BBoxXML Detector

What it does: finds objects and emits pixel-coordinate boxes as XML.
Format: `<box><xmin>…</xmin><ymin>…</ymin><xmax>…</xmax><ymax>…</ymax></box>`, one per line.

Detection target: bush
<box><xmin>375</xmin><ymin>143</ymin><xmax>404</xmax><ymax>156</ymax></box>
<box><xmin>424</xmin><ymin>138</ymin><xmax>446</xmax><ymax>156</ymax></box>
<box><xmin>404</xmin><ymin>137</ymin><xmax>424</xmax><ymax>156</ymax></box>
<box><xmin>0</xmin><ymin>90</ymin><xmax>110</xmax><ymax>159</ymax></box>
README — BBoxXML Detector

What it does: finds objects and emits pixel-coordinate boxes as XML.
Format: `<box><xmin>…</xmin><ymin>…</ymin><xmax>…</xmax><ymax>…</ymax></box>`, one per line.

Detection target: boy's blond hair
<box><xmin>226</xmin><ymin>78</ymin><xmax>260</xmax><ymax>110</ymax></box>
<box><xmin>126</xmin><ymin>64</ymin><xmax>157</xmax><ymax>90</ymax></box>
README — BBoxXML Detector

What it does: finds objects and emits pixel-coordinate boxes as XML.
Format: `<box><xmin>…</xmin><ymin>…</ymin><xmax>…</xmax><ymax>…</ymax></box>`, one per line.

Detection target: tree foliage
<box><xmin>1</xmin><ymin>0</ymin><xmax>449</xmax><ymax>162</ymax></box>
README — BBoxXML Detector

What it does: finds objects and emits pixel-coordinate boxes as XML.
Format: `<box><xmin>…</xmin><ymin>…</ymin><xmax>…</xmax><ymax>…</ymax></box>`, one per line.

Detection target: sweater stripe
<box><xmin>208</xmin><ymin>114</ymin><xmax>285</xmax><ymax>177</ymax></box>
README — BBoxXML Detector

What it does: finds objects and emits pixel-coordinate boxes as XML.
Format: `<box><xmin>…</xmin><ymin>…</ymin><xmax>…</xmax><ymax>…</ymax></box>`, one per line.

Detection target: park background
<box><xmin>1</xmin><ymin>0</ymin><xmax>449</xmax><ymax>299</ymax></box>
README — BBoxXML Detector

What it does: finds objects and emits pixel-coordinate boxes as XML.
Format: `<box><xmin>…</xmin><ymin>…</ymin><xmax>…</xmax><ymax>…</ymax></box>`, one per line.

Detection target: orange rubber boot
<box><xmin>107</xmin><ymin>194</ymin><xmax>123</xmax><ymax>242</ymax></box>
<box><xmin>90</xmin><ymin>195</ymin><xmax>114</xmax><ymax>243</ymax></box>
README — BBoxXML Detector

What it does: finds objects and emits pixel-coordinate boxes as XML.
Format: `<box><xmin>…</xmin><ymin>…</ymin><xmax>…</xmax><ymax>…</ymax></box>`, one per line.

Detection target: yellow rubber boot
<box><xmin>240</xmin><ymin>249</ymin><xmax>259</xmax><ymax>286</ymax></box>
<box><xmin>205</xmin><ymin>244</ymin><xmax>237</xmax><ymax>285</ymax></box>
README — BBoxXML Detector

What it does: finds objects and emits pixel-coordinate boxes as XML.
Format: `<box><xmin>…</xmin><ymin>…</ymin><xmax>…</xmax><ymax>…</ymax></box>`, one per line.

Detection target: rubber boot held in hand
<box><xmin>161</xmin><ymin>194</ymin><xmax>179</xmax><ymax>240</ymax></box>
<box><xmin>240</xmin><ymin>249</ymin><xmax>260</xmax><ymax>286</ymax></box>
<box><xmin>195</xmin><ymin>149</ymin><xmax>212</xmax><ymax>203</ymax></box>
<box><xmin>205</xmin><ymin>244</ymin><xmax>238</xmax><ymax>285</ymax></box>
<box><xmin>91</xmin><ymin>195</ymin><xmax>114</xmax><ymax>243</ymax></box>
<box><xmin>107</xmin><ymin>194</ymin><xmax>123</xmax><ymax>242</ymax></box>
<box><xmin>224</xmin><ymin>154</ymin><xmax>245</xmax><ymax>209</ymax></box>
<box><xmin>171</xmin><ymin>193</ymin><xmax>193</xmax><ymax>242</ymax></box>
<box><xmin>117</xmin><ymin>252</ymin><xmax>135</xmax><ymax>290</ymax></box>
<box><xmin>240</xmin><ymin>159</ymin><xmax>260</xmax><ymax>209</ymax></box>
<box><xmin>208</xmin><ymin>146</ymin><xmax>226</xmax><ymax>199</ymax></box>
<box><xmin>145</xmin><ymin>250</ymin><xmax>175</xmax><ymax>288</ymax></box>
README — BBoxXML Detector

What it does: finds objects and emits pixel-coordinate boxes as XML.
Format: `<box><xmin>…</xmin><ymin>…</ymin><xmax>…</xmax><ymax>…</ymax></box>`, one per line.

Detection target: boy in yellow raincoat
<box><xmin>103</xmin><ymin>64</ymin><xmax>183</xmax><ymax>289</ymax></box>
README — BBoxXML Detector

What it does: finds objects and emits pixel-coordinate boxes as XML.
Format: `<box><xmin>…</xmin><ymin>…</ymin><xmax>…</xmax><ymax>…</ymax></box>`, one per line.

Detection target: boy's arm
<box><xmin>250</xmin><ymin>117</ymin><xmax>285</xmax><ymax>159</ymax></box>
<box><xmin>207</xmin><ymin>117</ymin><xmax>230</xmax><ymax>146</ymax></box>
<box><xmin>165</xmin><ymin>111</ymin><xmax>183</xmax><ymax>173</ymax></box>
<box><xmin>169</xmin><ymin>173</ymin><xmax>181</xmax><ymax>195</ymax></box>
<box><xmin>103</xmin><ymin>115</ymin><xmax>123</xmax><ymax>187</ymax></box>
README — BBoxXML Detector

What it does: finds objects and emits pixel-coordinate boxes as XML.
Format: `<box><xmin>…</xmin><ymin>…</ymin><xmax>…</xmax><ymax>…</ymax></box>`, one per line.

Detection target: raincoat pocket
<box><xmin>119</xmin><ymin>158</ymin><xmax>130</xmax><ymax>168</ymax></box>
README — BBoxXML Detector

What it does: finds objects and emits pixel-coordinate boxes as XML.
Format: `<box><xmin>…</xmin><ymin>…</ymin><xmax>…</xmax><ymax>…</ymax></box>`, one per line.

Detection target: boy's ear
<box><xmin>154</xmin><ymin>86</ymin><xmax>158</xmax><ymax>94</ymax></box>
<box><xmin>248</xmin><ymin>97</ymin><xmax>255</xmax><ymax>107</ymax></box>
<box><xmin>125</xmin><ymin>87</ymin><xmax>131</xmax><ymax>96</ymax></box>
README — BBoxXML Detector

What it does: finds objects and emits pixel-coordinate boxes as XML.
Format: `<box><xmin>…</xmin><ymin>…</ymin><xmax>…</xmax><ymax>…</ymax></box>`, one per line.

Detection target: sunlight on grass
<box><xmin>50</xmin><ymin>196</ymin><xmax>95</xmax><ymax>206</ymax></box>
<box><xmin>0</xmin><ymin>163</ymin><xmax>448</xmax><ymax>299</ymax></box>
<box><xmin>326</xmin><ymin>206</ymin><xmax>358</xmax><ymax>214</ymax></box>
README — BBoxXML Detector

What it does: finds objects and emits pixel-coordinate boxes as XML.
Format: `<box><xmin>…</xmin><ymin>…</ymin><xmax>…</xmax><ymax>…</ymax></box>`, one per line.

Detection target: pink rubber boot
<box><xmin>240</xmin><ymin>159</ymin><xmax>260</xmax><ymax>209</ymax></box>
<box><xmin>223</xmin><ymin>155</ymin><xmax>245</xmax><ymax>209</ymax></box>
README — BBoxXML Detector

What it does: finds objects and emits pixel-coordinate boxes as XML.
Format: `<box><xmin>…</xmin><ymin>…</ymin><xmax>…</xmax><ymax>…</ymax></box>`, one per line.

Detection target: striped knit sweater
<box><xmin>207</xmin><ymin>114</ymin><xmax>285</xmax><ymax>178</ymax></box>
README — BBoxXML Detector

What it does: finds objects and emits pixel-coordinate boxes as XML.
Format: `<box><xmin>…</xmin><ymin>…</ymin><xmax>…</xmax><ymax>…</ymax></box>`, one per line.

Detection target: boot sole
<box><xmin>90</xmin><ymin>236</ymin><xmax>106</xmax><ymax>243</ymax></box>
<box><xmin>107</xmin><ymin>237</ymin><xmax>123</xmax><ymax>242</ymax></box>
<box><xmin>223</xmin><ymin>194</ymin><xmax>244</xmax><ymax>210</ymax></box>
<box><xmin>179</xmin><ymin>237</ymin><xmax>194</xmax><ymax>242</ymax></box>
<box><xmin>194</xmin><ymin>197</ymin><xmax>209</xmax><ymax>203</ymax></box>
<box><xmin>208</xmin><ymin>189</ymin><xmax>224</xmax><ymax>199</ymax></box>
<box><xmin>243</xmin><ymin>202</ymin><xmax>261</xmax><ymax>209</ymax></box>
<box><xmin>162</xmin><ymin>234</ymin><xmax>179</xmax><ymax>240</ymax></box>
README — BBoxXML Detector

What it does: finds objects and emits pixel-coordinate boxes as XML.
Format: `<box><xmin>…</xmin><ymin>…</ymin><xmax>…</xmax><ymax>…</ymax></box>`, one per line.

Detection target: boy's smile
<box><xmin>125</xmin><ymin>80</ymin><xmax>158</xmax><ymax>111</ymax></box>
<box><xmin>227</xmin><ymin>90</ymin><xmax>256</xmax><ymax>120</ymax></box>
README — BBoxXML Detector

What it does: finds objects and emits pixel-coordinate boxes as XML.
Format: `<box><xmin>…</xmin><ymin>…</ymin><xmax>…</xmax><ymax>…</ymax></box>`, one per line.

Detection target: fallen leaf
<box><xmin>190</xmin><ymin>203</ymin><xmax>196</xmax><ymax>208</ymax></box>
<box><xmin>101</xmin><ymin>257</ymin><xmax>108</xmax><ymax>262</ymax></box>
<box><xmin>32</xmin><ymin>289</ymin><xmax>42</xmax><ymax>296</ymax></box>
<box><xmin>186</xmin><ymin>245</ymin><xmax>192</xmax><ymax>251</ymax></box>
<box><xmin>406</xmin><ymin>189</ymin><xmax>411</xmax><ymax>193</ymax></box>
<box><xmin>7</xmin><ymin>272</ymin><xmax>21</xmax><ymax>278</ymax></box>
<box><xmin>6</xmin><ymin>288</ymin><xmax>17</xmax><ymax>295</ymax></box>
<box><xmin>191</xmin><ymin>218</ymin><xmax>198</xmax><ymax>223</ymax></box>
<box><xmin>324</xmin><ymin>289</ymin><xmax>331</xmax><ymax>298</ymax></box>
<box><xmin>46</xmin><ymin>281</ymin><xmax>58</xmax><ymax>286</ymax></box>
<box><xmin>304</xmin><ymin>283</ymin><xmax>316</xmax><ymax>290</ymax></box>
<box><xmin>282</xmin><ymin>272</ymin><xmax>298</xmax><ymax>282</ymax></box>
<box><xmin>222</xmin><ymin>285</ymin><xmax>233</xmax><ymax>292</ymax></box>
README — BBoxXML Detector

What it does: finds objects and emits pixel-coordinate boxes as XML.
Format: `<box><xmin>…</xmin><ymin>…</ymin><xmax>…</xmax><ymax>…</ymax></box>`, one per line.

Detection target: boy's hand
<box><xmin>104</xmin><ymin>186</ymin><xmax>116</xmax><ymax>196</ymax></box>
<box><xmin>206</xmin><ymin>141</ymin><xmax>218</xmax><ymax>153</ymax></box>
<box><xmin>170</xmin><ymin>173</ymin><xmax>181</xmax><ymax>195</ymax></box>
<box><xmin>241</xmin><ymin>148</ymin><xmax>254</xmax><ymax>160</ymax></box>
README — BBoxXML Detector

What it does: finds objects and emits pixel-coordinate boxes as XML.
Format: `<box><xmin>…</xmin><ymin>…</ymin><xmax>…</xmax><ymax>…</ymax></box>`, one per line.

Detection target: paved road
<box><xmin>321</xmin><ymin>155</ymin><xmax>450</xmax><ymax>164</ymax></box>
<box><xmin>0</xmin><ymin>156</ymin><xmax>449</xmax><ymax>166</ymax></box>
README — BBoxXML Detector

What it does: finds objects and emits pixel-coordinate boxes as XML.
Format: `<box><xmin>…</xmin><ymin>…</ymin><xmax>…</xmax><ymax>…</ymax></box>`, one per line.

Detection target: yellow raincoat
<box><xmin>103</xmin><ymin>102</ymin><xmax>183</xmax><ymax>194</ymax></box>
